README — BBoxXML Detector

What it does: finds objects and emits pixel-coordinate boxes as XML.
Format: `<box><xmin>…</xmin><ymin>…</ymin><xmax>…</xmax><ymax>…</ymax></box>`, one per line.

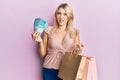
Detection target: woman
<box><xmin>32</xmin><ymin>3</ymin><xmax>83</xmax><ymax>80</ymax></box>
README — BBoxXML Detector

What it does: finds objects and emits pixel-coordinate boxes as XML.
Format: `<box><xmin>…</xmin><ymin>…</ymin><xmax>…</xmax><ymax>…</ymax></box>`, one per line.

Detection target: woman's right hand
<box><xmin>32</xmin><ymin>31</ymin><xmax>42</xmax><ymax>42</ymax></box>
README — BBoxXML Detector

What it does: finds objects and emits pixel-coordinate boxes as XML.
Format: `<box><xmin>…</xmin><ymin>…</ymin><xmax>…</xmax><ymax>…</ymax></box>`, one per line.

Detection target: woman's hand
<box><xmin>32</xmin><ymin>31</ymin><xmax>42</xmax><ymax>42</ymax></box>
<box><xmin>73</xmin><ymin>44</ymin><xmax>84</xmax><ymax>54</ymax></box>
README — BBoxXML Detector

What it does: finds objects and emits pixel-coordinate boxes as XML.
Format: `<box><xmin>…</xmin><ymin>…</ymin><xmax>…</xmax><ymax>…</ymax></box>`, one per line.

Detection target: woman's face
<box><xmin>56</xmin><ymin>8</ymin><xmax>68</xmax><ymax>27</ymax></box>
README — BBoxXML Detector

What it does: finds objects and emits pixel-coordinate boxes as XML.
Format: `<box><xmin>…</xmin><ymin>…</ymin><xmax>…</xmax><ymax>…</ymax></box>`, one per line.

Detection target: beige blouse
<box><xmin>43</xmin><ymin>27</ymin><xmax>76</xmax><ymax>69</ymax></box>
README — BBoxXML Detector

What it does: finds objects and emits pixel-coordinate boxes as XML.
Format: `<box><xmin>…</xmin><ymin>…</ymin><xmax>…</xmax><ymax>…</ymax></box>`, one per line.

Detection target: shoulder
<box><xmin>44</xmin><ymin>26</ymin><xmax>53</xmax><ymax>34</ymax></box>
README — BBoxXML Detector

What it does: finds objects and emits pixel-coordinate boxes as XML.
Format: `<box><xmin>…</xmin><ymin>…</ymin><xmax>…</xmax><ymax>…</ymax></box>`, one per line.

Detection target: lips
<box><xmin>59</xmin><ymin>19</ymin><xmax>64</xmax><ymax>23</ymax></box>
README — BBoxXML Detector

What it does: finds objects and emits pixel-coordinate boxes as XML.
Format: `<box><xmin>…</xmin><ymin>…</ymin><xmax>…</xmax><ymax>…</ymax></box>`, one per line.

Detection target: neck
<box><xmin>58</xmin><ymin>25</ymin><xmax>66</xmax><ymax>31</ymax></box>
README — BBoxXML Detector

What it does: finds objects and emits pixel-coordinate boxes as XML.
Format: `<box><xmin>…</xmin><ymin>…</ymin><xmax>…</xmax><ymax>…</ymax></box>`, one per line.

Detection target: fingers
<box><xmin>73</xmin><ymin>44</ymin><xmax>83</xmax><ymax>54</ymax></box>
<box><xmin>35</xmin><ymin>32</ymin><xmax>40</xmax><ymax>41</ymax></box>
<box><xmin>31</xmin><ymin>31</ymin><xmax>42</xmax><ymax>42</ymax></box>
<box><xmin>32</xmin><ymin>31</ymin><xmax>38</xmax><ymax>40</ymax></box>
<box><xmin>73</xmin><ymin>48</ymin><xmax>81</xmax><ymax>54</ymax></box>
<box><xmin>31</xmin><ymin>31</ymin><xmax>35</xmax><ymax>40</ymax></box>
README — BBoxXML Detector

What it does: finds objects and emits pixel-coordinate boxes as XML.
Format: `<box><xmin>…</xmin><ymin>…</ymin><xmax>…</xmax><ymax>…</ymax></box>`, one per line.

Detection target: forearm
<box><xmin>38</xmin><ymin>42</ymin><xmax>46</xmax><ymax>58</ymax></box>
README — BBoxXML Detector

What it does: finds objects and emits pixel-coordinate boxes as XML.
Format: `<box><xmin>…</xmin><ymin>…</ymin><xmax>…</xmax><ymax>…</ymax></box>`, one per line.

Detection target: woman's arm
<box><xmin>38</xmin><ymin>31</ymin><xmax>48</xmax><ymax>58</ymax></box>
<box><xmin>74</xmin><ymin>29</ymin><xmax>80</xmax><ymax>45</ymax></box>
<box><xmin>32</xmin><ymin>31</ymin><xmax>48</xmax><ymax>58</ymax></box>
<box><xmin>73</xmin><ymin>29</ymin><xmax>84</xmax><ymax>54</ymax></box>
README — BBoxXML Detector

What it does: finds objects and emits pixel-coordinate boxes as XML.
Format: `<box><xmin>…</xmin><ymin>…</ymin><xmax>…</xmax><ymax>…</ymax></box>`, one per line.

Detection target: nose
<box><xmin>60</xmin><ymin>14</ymin><xmax>64</xmax><ymax>19</ymax></box>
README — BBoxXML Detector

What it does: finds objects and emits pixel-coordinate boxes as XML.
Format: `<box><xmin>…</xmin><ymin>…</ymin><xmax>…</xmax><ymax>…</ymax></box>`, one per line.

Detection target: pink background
<box><xmin>0</xmin><ymin>0</ymin><xmax>120</xmax><ymax>80</ymax></box>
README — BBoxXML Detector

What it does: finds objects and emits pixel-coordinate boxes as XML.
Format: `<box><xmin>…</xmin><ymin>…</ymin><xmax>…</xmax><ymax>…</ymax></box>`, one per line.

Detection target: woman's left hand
<box><xmin>73</xmin><ymin>44</ymin><xmax>84</xmax><ymax>54</ymax></box>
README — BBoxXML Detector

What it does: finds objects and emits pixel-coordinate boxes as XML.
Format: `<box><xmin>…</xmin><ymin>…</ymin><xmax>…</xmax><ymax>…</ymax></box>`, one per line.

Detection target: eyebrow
<box><xmin>56</xmin><ymin>11</ymin><xmax>67</xmax><ymax>14</ymax></box>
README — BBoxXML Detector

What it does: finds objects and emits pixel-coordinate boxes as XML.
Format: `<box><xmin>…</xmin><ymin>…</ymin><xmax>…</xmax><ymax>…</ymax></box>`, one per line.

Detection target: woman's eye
<box><xmin>56</xmin><ymin>12</ymin><xmax>61</xmax><ymax>15</ymax></box>
<box><xmin>64</xmin><ymin>13</ymin><xmax>67</xmax><ymax>16</ymax></box>
<box><xmin>56</xmin><ymin>12</ymin><xmax>67</xmax><ymax>16</ymax></box>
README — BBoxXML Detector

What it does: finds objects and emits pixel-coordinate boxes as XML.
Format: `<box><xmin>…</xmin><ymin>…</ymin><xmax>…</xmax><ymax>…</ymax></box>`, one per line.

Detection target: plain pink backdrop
<box><xmin>0</xmin><ymin>0</ymin><xmax>120</xmax><ymax>80</ymax></box>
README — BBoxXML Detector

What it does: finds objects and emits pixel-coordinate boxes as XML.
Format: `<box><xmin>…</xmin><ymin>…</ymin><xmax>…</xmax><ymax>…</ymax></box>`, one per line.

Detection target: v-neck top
<box><xmin>43</xmin><ymin>27</ymin><xmax>75</xmax><ymax>69</ymax></box>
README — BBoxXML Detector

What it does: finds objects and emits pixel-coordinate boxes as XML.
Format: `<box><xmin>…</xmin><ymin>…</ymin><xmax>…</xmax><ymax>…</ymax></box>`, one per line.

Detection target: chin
<box><xmin>58</xmin><ymin>23</ymin><xmax>65</xmax><ymax>26</ymax></box>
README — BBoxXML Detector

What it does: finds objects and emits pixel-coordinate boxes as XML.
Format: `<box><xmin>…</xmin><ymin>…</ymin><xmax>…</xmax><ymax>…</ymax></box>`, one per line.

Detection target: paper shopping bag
<box><xmin>85</xmin><ymin>57</ymin><xmax>98</xmax><ymax>80</ymax></box>
<box><xmin>58</xmin><ymin>52</ymin><xmax>87</xmax><ymax>80</ymax></box>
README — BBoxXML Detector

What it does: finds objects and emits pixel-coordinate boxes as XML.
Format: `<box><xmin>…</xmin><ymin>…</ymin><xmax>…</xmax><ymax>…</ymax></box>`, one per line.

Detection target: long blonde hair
<box><xmin>52</xmin><ymin>3</ymin><xmax>76</xmax><ymax>39</ymax></box>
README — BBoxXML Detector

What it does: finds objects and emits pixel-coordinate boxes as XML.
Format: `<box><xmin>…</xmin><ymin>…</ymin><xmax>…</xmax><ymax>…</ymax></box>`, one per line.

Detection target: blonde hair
<box><xmin>51</xmin><ymin>3</ymin><xmax>76</xmax><ymax>39</ymax></box>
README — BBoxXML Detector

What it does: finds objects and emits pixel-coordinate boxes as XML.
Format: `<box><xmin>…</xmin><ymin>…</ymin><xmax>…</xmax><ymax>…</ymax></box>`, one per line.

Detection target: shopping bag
<box><xmin>58</xmin><ymin>52</ymin><xmax>87</xmax><ymax>80</ymax></box>
<box><xmin>85</xmin><ymin>57</ymin><xmax>98</xmax><ymax>80</ymax></box>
